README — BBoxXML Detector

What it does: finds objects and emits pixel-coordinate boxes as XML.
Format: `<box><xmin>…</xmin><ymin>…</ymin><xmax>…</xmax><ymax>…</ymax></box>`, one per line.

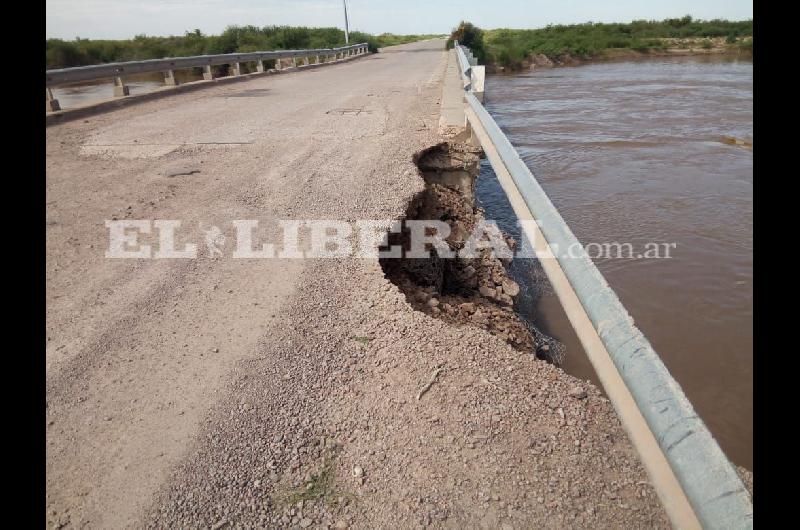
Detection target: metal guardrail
<box><xmin>455</xmin><ymin>43</ymin><xmax>753</xmax><ymax>529</ymax></box>
<box><xmin>45</xmin><ymin>42</ymin><xmax>369</xmax><ymax>111</ymax></box>
<box><xmin>455</xmin><ymin>45</ymin><xmax>473</xmax><ymax>90</ymax></box>
<box><xmin>454</xmin><ymin>43</ymin><xmax>484</xmax><ymax>101</ymax></box>
<box><xmin>46</xmin><ymin>43</ymin><xmax>368</xmax><ymax>86</ymax></box>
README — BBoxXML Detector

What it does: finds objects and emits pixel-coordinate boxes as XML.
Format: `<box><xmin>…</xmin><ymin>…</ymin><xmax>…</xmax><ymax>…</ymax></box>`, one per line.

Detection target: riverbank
<box><xmin>446</xmin><ymin>18</ymin><xmax>752</xmax><ymax>72</ymax></box>
<box><xmin>486</xmin><ymin>38</ymin><xmax>753</xmax><ymax>72</ymax></box>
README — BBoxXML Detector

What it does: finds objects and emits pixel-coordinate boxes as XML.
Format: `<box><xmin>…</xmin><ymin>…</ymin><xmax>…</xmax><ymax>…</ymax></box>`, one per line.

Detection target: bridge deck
<box><xmin>46</xmin><ymin>38</ymin><xmax>670</xmax><ymax>529</ymax></box>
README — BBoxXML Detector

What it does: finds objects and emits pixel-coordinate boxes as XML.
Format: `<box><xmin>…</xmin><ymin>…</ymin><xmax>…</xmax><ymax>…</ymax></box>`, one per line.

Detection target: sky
<box><xmin>45</xmin><ymin>0</ymin><xmax>753</xmax><ymax>40</ymax></box>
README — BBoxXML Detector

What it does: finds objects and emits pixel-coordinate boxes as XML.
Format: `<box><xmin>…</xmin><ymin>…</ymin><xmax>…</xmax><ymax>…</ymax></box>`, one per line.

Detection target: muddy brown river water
<box><xmin>476</xmin><ymin>56</ymin><xmax>753</xmax><ymax>469</ymax></box>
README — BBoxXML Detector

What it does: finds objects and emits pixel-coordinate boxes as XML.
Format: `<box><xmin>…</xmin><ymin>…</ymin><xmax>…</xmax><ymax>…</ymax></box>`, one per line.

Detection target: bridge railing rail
<box><xmin>454</xmin><ymin>43</ymin><xmax>484</xmax><ymax>101</ymax></box>
<box><xmin>45</xmin><ymin>42</ymin><xmax>369</xmax><ymax>111</ymax></box>
<box><xmin>453</xmin><ymin>41</ymin><xmax>752</xmax><ymax>530</ymax></box>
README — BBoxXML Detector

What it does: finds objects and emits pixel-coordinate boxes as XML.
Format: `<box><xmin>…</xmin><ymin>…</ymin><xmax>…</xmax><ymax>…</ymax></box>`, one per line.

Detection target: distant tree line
<box><xmin>447</xmin><ymin>17</ymin><xmax>753</xmax><ymax>69</ymax></box>
<box><xmin>46</xmin><ymin>26</ymin><xmax>439</xmax><ymax>69</ymax></box>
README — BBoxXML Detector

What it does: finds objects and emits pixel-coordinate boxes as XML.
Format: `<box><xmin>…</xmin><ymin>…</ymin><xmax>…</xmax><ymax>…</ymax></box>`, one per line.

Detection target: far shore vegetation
<box><xmin>447</xmin><ymin>17</ymin><xmax>753</xmax><ymax>70</ymax></box>
<box><xmin>46</xmin><ymin>26</ymin><xmax>441</xmax><ymax>69</ymax></box>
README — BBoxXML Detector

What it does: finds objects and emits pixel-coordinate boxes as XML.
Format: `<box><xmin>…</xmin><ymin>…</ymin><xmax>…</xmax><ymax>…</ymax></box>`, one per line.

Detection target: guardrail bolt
<box><xmin>113</xmin><ymin>76</ymin><xmax>130</xmax><ymax>97</ymax></box>
<box><xmin>46</xmin><ymin>88</ymin><xmax>60</xmax><ymax>112</ymax></box>
<box><xmin>203</xmin><ymin>65</ymin><xmax>215</xmax><ymax>80</ymax></box>
<box><xmin>164</xmin><ymin>69</ymin><xmax>178</xmax><ymax>86</ymax></box>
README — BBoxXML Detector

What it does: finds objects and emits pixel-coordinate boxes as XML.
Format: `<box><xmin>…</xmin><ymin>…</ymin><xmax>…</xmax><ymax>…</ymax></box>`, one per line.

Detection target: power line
<box><xmin>343</xmin><ymin>0</ymin><xmax>350</xmax><ymax>44</ymax></box>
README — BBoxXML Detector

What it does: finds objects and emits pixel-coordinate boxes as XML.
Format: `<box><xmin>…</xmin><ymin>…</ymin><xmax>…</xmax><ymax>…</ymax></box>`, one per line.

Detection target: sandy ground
<box><xmin>47</xmin><ymin>38</ymin><xmax>677</xmax><ymax>528</ymax></box>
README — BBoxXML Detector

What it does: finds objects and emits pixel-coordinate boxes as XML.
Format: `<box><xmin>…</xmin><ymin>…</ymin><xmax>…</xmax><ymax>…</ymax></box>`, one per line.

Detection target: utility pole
<box><xmin>343</xmin><ymin>0</ymin><xmax>350</xmax><ymax>44</ymax></box>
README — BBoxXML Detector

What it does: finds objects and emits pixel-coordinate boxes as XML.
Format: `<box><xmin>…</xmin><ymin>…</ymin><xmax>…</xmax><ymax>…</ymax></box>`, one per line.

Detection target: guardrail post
<box><xmin>291</xmin><ymin>56</ymin><xmax>297</xmax><ymax>68</ymax></box>
<box><xmin>164</xmin><ymin>69</ymin><xmax>178</xmax><ymax>86</ymax></box>
<box><xmin>232</xmin><ymin>62</ymin><xmax>242</xmax><ymax>76</ymax></box>
<box><xmin>256</xmin><ymin>59</ymin><xmax>265</xmax><ymax>73</ymax></box>
<box><xmin>203</xmin><ymin>65</ymin><xmax>215</xmax><ymax>80</ymax></box>
<box><xmin>315</xmin><ymin>54</ymin><xmax>320</xmax><ymax>64</ymax></box>
<box><xmin>275</xmin><ymin>58</ymin><xmax>283</xmax><ymax>71</ymax></box>
<box><xmin>46</xmin><ymin>88</ymin><xmax>60</xmax><ymax>112</ymax></box>
<box><xmin>113</xmin><ymin>76</ymin><xmax>129</xmax><ymax>97</ymax></box>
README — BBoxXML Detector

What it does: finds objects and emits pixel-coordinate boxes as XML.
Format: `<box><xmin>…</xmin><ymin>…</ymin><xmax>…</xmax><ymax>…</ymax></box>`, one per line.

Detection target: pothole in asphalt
<box><xmin>222</xmin><ymin>88</ymin><xmax>272</xmax><ymax>98</ymax></box>
<box><xmin>380</xmin><ymin>142</ymin><xmax>560</xmax><ymax>363</ymax></box>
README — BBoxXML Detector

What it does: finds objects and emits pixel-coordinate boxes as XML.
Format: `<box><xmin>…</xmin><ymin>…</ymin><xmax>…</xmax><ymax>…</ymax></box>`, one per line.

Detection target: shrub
<box><xmin>447</xmin><ymin>21</ymin><xmax>487</xmax><ymax>63</ymax></box>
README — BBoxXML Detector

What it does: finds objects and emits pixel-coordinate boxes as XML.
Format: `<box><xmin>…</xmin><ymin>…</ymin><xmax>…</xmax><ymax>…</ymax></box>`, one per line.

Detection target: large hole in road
<box><xmin>380</xmin><ymin>142</ymin><xmax>560</xmax><ymax>363</ymax></box>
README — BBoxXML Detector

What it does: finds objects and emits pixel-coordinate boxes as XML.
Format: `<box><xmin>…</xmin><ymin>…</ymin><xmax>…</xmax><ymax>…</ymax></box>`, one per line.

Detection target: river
<box><xmin>476</xmin><ymin>56</ymin><xmax>753</xmax><ymax>469</ymax></box>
